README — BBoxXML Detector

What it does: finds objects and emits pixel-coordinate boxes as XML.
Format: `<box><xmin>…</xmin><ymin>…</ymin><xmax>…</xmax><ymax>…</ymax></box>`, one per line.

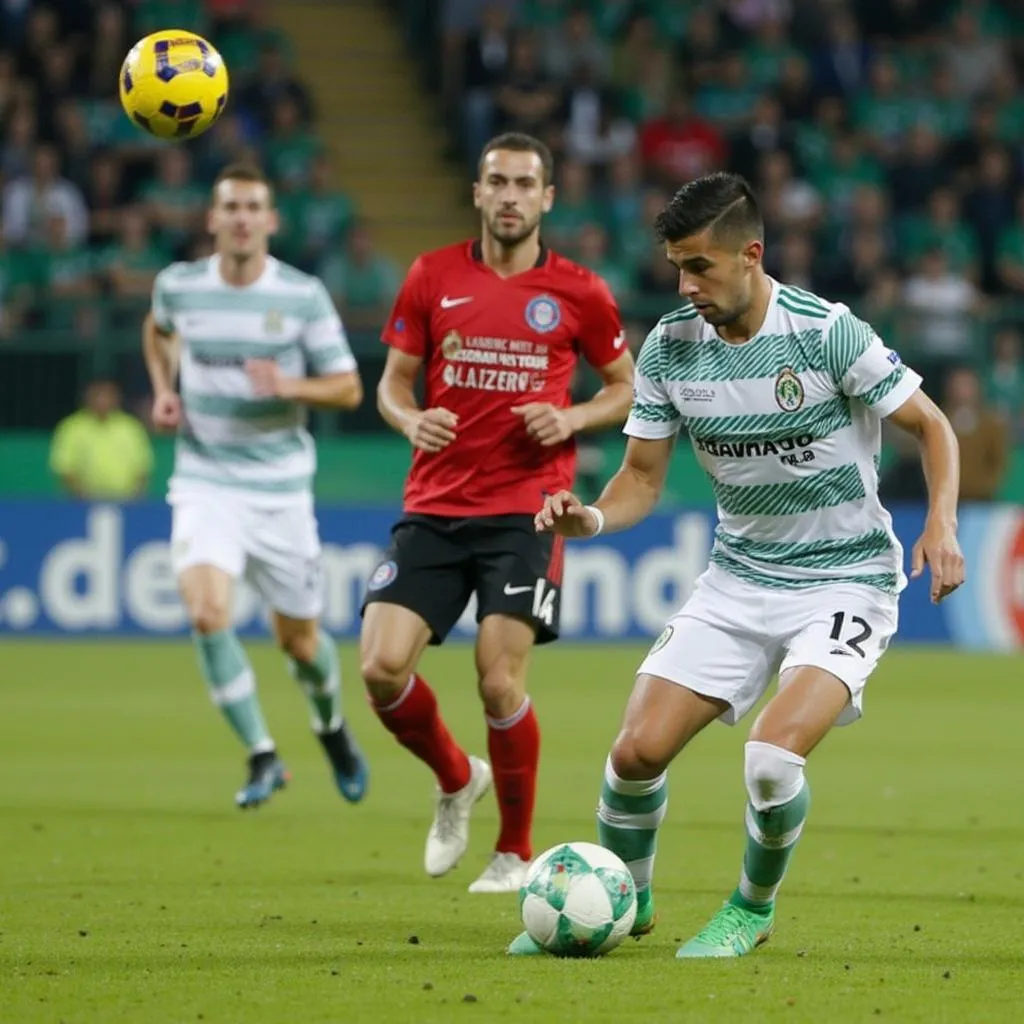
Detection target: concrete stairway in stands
<box><xmin>268</xmin><ymin>0</ymin><xmax>474</xmax><ymax>267</ymax></box>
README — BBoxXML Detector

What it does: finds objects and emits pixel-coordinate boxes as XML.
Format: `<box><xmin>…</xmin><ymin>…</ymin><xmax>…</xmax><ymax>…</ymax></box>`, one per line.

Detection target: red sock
<box><xmin>487</xmin><ymin>698</ymin><xmax>540</xmax><ymax>862</ymax></box>
<box><xmin>374</xmin><ymin>674</ymin><xmax>470</xmax><ymax>793</ymax></box>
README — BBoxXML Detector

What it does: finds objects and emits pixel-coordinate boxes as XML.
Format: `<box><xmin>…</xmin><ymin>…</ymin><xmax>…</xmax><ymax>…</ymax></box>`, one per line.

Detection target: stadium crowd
<box><xmin>0</xmin><ymin>1</ymin><xmax>401</xmax><ymax>342</ymax></box>
<box><xmin>421</xmin><ymin>0</ymin><xmax>1024</xmax><ymax>432</ymax></box>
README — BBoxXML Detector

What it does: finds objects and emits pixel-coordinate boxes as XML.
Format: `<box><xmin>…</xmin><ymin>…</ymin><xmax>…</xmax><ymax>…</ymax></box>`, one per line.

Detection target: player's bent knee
<box><xmin>609</xmin><ymin>731</ymin><xmax>670</xmax><ymax>781</ymax></box>
<box><xmin>189</xmin><ymin>599</ymin><xmax>231</xmax><ymax>636</ymax></box>
<box><xmin>477</xmin><ymin>667</ymin><xmax>525</xmax><ymax>719</ymax></box>
<box><xmin>360</xmin><ymin>646</ymin><xmax>415</xmax><ymax>700</ymax></box>
<box><xmin>744</xmin><ymin>740</ymin><xmax>806</xmax><ymax>812</ymax></box>
<box><xmin>279</xmin><ymin>628</ymin><xmax>318</xmax><ymax>664</ymax></box>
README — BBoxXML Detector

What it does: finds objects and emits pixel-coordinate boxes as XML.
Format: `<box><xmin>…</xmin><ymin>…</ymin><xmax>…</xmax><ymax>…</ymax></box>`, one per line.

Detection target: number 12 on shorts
<box><xmin>829</xmin><ymin>611</ymin><xmax>873</xmax><ymax>658</ymax></box>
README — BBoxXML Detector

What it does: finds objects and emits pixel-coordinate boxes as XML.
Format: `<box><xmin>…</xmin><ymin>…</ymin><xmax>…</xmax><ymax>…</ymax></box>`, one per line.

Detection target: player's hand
<box><xmin>406</xmin><ymin>407</ymin><xmax>459</xmax><ymax>453</ymax></box>
<box><xmin>151</xmin><ymin>391</ymin><xmax>181</xmax><ymax>431</ymax></box>
<box><xmin>910</xmin><ymin>518</ymin><xmax>965</xmax><ymax>604</ymax></box>
<box><xmin>246</xmin><ymin>358</ymin><xmax>293</xmax><ymax>398</ymax></box>
<box><xmin>535</xmin><ymin>490</ymin><xmax>600</xmax><ymax>537</ymax></box>
<box><xmin>511</xmin><ymin>403</ymin><xmax>579</xmax><ymax>446</ymax></box>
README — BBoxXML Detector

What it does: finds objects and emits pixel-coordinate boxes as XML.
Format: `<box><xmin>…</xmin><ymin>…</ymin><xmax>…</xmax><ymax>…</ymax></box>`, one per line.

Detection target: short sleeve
<box><xmin>578</xmin><ymin>273</ymin><xmax>626</xmax><ymax>368</ymax></box>
<box><xmin>151</xmin><ymin>267</ymin><xmax>175</xmax><ymax>333</ymax></box>
<box><xmin>49</xmin><ymin>416</ymin><xmax>79</xmax><ymax>476</ymax></box>
<box><xmin>381</xmin><ymin>255</ymin><xmax>431</xmax><ymax>357</ymax></box>
<box><xmin>825</xmin><ymin>310</ymin><xmax>922</xmax><ymax>418</ymax></box>
<box><xmin>302</xmin><ymin>278</ymin><xmax>358</xmax><ymax>376</ymax></box>
<box><xmin>623</xmin><ymin>329</ymin><xmax>681</xmax><ymax>440</ymax></box>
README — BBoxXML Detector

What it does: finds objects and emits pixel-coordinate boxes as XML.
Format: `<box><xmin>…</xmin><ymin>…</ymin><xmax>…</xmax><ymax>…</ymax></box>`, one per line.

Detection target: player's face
<box><xmin>665</xmin><ymin>229</ymin><xmax>763</xmax><ymax>326</ymax></box>
<box><xmin>208</xmin><ymin>179</ymin><xmax>279</xmax><ymax>259</ymax></box>
<box><xmin>474</xmin><ymin>149</ymin><xmax>553</xmax><ymax>247</ymax></box>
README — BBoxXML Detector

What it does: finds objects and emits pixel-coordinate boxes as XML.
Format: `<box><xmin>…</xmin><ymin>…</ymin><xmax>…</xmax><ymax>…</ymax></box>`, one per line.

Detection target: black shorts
<box><xmin>361</xmin><ymin>514</ymin><xmax>564</xmax><ymax>645</ymax></box>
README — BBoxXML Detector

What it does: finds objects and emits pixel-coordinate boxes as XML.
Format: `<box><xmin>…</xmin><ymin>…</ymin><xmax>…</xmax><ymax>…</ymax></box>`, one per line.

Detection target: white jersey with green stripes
<box><xmin>626</xmin><ymin>279</ymin><xmax>922</xmax><ymax>593</ymax></box>
<box><xmin>152</xmin><ymin>254</ymin><xmax>356</xmax><ymax>505</ymax></box>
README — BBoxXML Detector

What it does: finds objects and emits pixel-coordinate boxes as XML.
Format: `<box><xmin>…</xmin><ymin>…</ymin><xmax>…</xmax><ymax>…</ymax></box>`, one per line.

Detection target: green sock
<box><xmin>734</xmin><ymin>780</ymin><xmax>811</xmax><ymax>911</ymax></box>
<box><xmin>288</xmin><ymin>631</ymin><xmax>341</xmax><ymax>733</ymax></box>
<box><xmin>596</xmin><ymin>757</ymin><xmax>667</xmax><ymax>899</ymax></box>
<box><xmin>194</xmin><ymin>630</ymin><xmax>273</xmax><ymax>753</ymax></box>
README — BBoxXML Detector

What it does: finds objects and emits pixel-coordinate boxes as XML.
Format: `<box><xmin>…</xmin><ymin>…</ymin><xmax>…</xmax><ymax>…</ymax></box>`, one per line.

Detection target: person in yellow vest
<box><xmin>49</xmin><ymin>379</ymin><xmax>153</xmax><ymax>500</ymax></box>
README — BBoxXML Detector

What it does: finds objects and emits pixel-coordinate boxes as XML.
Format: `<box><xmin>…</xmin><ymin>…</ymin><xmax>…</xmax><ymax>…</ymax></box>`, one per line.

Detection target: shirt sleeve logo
<box><xmin>525</xmin><ymin>295</ymin><xmax>561</xmax><ymax>334</ymax></box>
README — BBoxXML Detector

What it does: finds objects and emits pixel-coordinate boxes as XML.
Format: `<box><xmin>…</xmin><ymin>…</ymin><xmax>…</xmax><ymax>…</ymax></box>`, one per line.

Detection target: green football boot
<box><xmin>506</xmin><ymin>890</ymin><xmax>656</xmax><ymax>956</ymax></box>
<box><xmin>675</xmin><ymin>895</ymin><xmax>774</xmax><ymax>959</ymax></box>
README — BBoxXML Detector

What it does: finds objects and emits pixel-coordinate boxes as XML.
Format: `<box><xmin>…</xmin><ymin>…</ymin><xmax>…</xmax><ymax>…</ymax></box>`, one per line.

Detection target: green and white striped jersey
<box><xmin>152</xmin><ymin>255</ymin><xmax>356</xmax><ymax>505</ymax></box>
<box><xmin>626</xmin><ymin>279</ymin><xmax>922</xmax><ymax>593</ymax></box>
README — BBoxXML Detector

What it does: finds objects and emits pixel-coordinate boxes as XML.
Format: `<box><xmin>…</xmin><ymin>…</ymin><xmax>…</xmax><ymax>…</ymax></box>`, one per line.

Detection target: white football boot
<box><xmin>424</xmin><ymin>755</ymin><xmax>492</xmax><ymax>877</ymax></box>
<box><xmin>468</xmin><ymin>851</ymin><xmax>530</xmax><ymax>894</ymax></box>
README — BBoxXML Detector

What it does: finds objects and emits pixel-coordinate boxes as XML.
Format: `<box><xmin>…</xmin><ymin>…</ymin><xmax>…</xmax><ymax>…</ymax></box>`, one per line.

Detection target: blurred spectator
<box><xmin>542</xmin><ymin>159</ymin><xmax>601</xmax><ymax>256</ymax></box>
<box><xmin>695</xmin><ymin>52</ymin><xmax>759</xmax><ymax>136</ymax></box>
<box><xmin>1</xmin><ymin>101</ymin><xmax>38</xmax><ymax>182</ymax></box>
<box><xmin>102</xmin><ymin>208</ymin><xmax>169</xmax><ymax>301</ymax></box>
<box><xmin>942</xmin><ymin>366</ymin><xmax>1008</xmax><ymax>502</ymax></box>
<box><xmin>900</xmin><ymin>187</ymin><xmax>980</xmax><ymax>280</ymax></box>
<box><xmin>320</xmin><ymin>221</ymin><xmax>401</xmax><ymax>331</ymax></box>
<box><xmin>675</xmin><ymin>9</ymin><xmax>726</xmax><ymax>94</ymax></box>
<box><xmin>16</xmin><ymin>4</ymin><xmax>58</xmax><ymax>81</ymax></box>
<box><xmin>640</xmin><ymin>90</ymin><xmax>727</xmax><ymax>188</ymax></box>
<box><xmin>493</xmin><ymin>32</ymin><xmax>562</xmax><ymax>139</ymax></box>
<box><xmin>2</xmin><ymin>144</ymin><xmax>88</xmax><ymax>248</ymax></box>
<box><xmin>942</xmin><ymin>10</ymin><xmax>1007</xmax><ymax>99</ymax></box>
<box><xmin>902</xmin><ymin>248</ymin><xmax>982</xmax><ymax>386</ymax></box>
<box><xmin>758</xmin><ymin>149</ymin><xmax>822</xmax><ymax>234</ymax></box>
<box><xmin>562</xmin><ymin>67</ymin><xmax>635</xmax><ymax>169</ymax></box>
<box><xmin>576</xmin><ymin>221</ymin><xmax>635</xmax><ymax>303</ymax></box>
<box><xmin>266</xmin><ymin>96</ymin><xmax>324</xmax><ymax>191</ymax></box>
<box><xmin>141</xmin><ymin>148</ymin><xmax>206</xmax><ymax>256</ymax></box>
<box><xmin>811</xmin><ymin>133</ymin><xmax>884</xmax><ymax>227</ymax></box>
<box><xmin>813</xmin><ymin>9</ymin><xmax>872</xmax><ymax>98</ymax></box>
<box><xmin>743</xmin><ymin>17</ymin><xmax>802</xmax><ymax>91</ymax></box>
<box><xmin>277</xmin><ymin>154</ymin><xmax>356</xmax><ymax>272</ymax></box>
<box><xmin>134</xmin><ymin>0</ymin><xmax>209</xmax><ymax>39</ymax></box>
<box><xmin>86</xmin><ymin>3</ymin><xmax>130</xmax><ymax>99</ymax></box>
<box><xmin>0</xmin><ymin>233</ymin><xmax>33</xmax><ymax>337</ymax></box>
<box><xmin>730</xmin><ymin>95</ymin><xmax>793</xmax><ymax>183</ymax></box>
<box><xmin>53</xmin><ymin>100</ymin><xmax>92</xmax><ymax>193</ymax></box>
<box><xmin>32</xmin><ymin>212</ymin><xmax>98</xmax><ymax>332</ymax></box>
<box><xmin>985</xmin><ymin>326</ymin><xmax>1024</xmax><ymax>436</ymax></box>
<box><xmin>49</xmin><ymin>379</ymin><xmax>153</xmax><ymax>501</ymax></box>
<box><xmin>888</xmin><ymin>124</ymin><xmax>950</xmax><ymax>215</ymax></box>
<box><xmin>85</xmin><ymin>152</ymin><xmax>128</xmax><ymax>248</ymax></box>
<box><xmin>772</xmin><ymin>231</ymin><xmax>821</xmax><ymax>293</ymax></box>
<box><xmin>964</xmin><ymin>147</ymin><xmax>1018</xmax><ymax>280</ymax></box>
<box><xmin>995</xmin><ymin>191</ymin><xmax>1024</xmax><ymax>296</ymax></box>
<box><xmin>853</xmin><ymin>57</ymin><xmax>915</xmax><ymax>162</ymax></box>
<box><xmin>541</xmin><ymin>5</ymin><xmax>609</xmax><ymax>84</ymax></box>
<box><xmin>461</xmin><ymin>3</ymin><xmax>514</xmax><ymax>162</ymax></box>
<box><xmin>238</xmin><ymin>40</ymin><xmax>314</xmax><ymax>132</ymax></box>
<box><xmin>197</xmin><ymin>113</ymin><xmax>263</xmax><ymax>183</ymax></box>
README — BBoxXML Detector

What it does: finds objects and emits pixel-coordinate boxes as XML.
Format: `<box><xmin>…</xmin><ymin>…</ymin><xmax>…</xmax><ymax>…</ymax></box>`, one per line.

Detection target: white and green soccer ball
<box><xmin>519</xmin><ymin>841</ymin><xmax>637</xmax><ymax>957</ymax></box>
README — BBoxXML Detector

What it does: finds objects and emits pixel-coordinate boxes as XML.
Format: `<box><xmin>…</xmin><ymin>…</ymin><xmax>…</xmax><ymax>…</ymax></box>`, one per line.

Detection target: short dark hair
<box><xmin>478</xmin><ymin>132</ymin><xmax>554</xmax><ymax>185</ymax></box>
<box><xmin>212</xmin><ymin>163</ymin><xmax>274</xmax><ymax>204</ymax></box>
<box><xmin>654</xmin><ymin>172</ymin><xmax>763</xmax><ymax>248</ymax></box>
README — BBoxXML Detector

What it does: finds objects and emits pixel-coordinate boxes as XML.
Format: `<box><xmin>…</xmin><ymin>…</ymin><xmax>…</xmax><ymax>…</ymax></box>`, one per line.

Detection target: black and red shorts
<box><xmin>361</xmin><ymin>514</ymin><xmax>564</xmax><ymax>645</ymax></box>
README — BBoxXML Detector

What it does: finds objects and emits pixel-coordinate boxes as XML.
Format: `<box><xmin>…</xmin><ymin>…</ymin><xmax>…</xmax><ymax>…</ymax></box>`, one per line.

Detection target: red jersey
<box><xmin>382</xmin><ymin>240</ymin><xmax>625</xmax><ymax>517</ymax></box>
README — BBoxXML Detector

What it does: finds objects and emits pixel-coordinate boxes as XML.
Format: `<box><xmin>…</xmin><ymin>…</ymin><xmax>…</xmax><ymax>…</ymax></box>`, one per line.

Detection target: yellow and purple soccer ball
<box><xmin>119</xmin><ymin>29</ymin><xmax>229</xmax><ymax>140</ymax></box>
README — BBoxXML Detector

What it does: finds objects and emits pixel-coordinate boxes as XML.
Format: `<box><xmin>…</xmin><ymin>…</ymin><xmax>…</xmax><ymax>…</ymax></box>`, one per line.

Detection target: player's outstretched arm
<box><xmin>377</xmin><ymin>348</ymin><xmax>458</xmax><ymax>453</ymax></box>
<box><xmin>886</xmin><ymin>390</ymin><xmax>965</xmax><ymax>603</ymax></box>
<box><xmin>536</xmin><ymin>434</ymin><xmax>675</xmax><ymax>538</ymax></box>
<box><xmin>142</xmin><ymin>311</ymin><xmax>181</xmax><ymax>431</ymax></box>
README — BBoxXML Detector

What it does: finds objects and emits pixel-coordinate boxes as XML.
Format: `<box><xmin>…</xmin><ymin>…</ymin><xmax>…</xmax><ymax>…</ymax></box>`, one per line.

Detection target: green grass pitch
<box><xmin>1</xmin><ymin>642</ymin><xmax>1021</xmax><ymax>1023</ymax></box>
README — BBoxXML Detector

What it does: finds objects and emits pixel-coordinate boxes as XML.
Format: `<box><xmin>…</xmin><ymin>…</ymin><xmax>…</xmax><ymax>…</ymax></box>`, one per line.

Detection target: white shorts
<box><xmin>639</xmin><ymin>564</ymin><xmax>899</xmax><ymax>727</ymax></box>
<box><xmin>170</xmin><ymin>489</ymin><xmax>323</xmax><ymax>620</ymax></box>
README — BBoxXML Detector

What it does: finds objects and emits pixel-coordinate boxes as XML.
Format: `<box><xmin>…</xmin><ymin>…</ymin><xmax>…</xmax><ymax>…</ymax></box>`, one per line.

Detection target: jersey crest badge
<box><xmin>264</xmin><ymin>310</ymin><xmax>284</xmax><ymax>334</ymax></box>
<box><xmin>525</xmin><ymin>294</ymin><xmax>561</xmax><ymax>333</ymax></box>
<box><xmin>774</xmin><ymin>367</ymin><xmax>804</xmax><ymax>412</ymax></box>
<box><xmin>441</xmin><ymin>330</ymin><xmax>462</xmax><ymax>359</ymax></box>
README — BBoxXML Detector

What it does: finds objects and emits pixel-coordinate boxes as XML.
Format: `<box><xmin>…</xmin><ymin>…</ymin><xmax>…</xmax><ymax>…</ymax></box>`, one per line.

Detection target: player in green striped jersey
<box><xmin>142</xmin><ymin>164</ymin><xmax>369</xmax><ymax>810</ymax></box>
<box><xmin>511</xmin><ymin>172</ymin><xmax>965</xmax><ymax>958</ymax></box>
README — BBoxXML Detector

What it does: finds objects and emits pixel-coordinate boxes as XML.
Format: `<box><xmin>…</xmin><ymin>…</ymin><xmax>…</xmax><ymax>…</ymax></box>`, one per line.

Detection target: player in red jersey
<box><xmin>360</xmin><ymin>133</ymin><xmax>635</xmax><ymax>892</ymax></box>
